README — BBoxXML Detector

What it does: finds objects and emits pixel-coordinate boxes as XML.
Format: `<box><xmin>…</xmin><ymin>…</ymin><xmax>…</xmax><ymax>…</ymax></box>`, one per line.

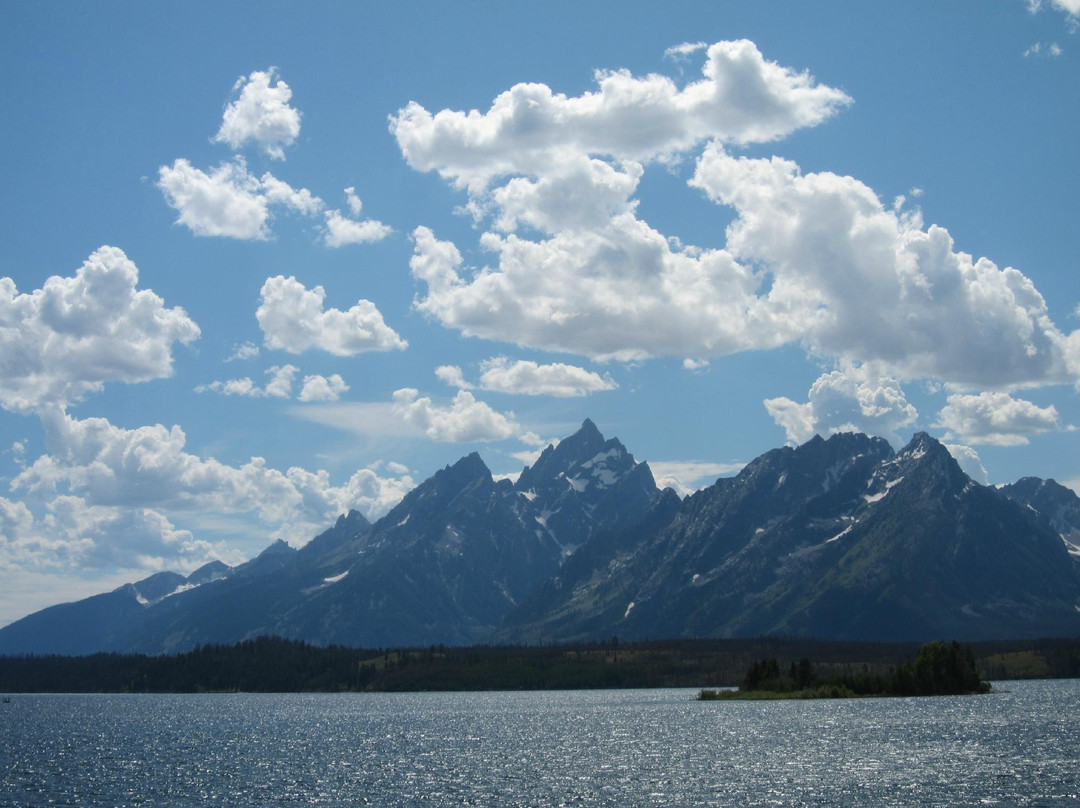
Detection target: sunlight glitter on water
<box><xmin>0</xmin><ymin>682</ymin><xmax>1078</xmax><ymax>807</ymax></box>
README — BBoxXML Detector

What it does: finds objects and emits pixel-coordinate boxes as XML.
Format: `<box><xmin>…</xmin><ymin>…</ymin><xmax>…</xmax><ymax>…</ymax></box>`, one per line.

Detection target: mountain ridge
<box><xmin>2</xmin><ymin>422</ymin><xmax>1078</xmax><ymax>655</ymax></box>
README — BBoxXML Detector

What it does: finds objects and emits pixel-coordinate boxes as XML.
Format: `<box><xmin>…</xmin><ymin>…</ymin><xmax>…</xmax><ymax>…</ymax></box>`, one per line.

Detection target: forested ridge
<box><xmin>2</xmin><ymin>636</ymin><xmax>1078</xmax><ymax>693</ymax></box>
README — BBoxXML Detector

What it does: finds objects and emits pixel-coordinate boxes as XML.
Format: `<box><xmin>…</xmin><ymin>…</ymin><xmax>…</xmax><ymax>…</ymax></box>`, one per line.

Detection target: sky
<box><xmin>2</xmin><ymin>0</ymin><xmax>1079</xmax><ymax>626</ymax></box>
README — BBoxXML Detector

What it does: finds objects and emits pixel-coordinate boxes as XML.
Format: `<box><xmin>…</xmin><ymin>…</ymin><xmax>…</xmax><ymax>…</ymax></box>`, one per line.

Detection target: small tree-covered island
<box><xmin>698</xmin><ymin>641</ymin><xmax>992</xmax><ymax>700</ymax></box>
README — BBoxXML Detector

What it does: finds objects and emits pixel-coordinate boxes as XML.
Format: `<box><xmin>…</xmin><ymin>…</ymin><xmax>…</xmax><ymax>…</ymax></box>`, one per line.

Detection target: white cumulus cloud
<box><xmin>396</xmin><ymin>41</ymin><xmax>1080</xmax><ymax>399</ymax></box>
<box><xmin>691</xmin><ymin>147</ymin><xmax>1080</xmax><ymax>390</ymax></box>
<box><xmin>935</xmin><ymin>392</ymin><xmax>1063</xmax><ymax>446</ymax></box>
<box><xmin>764</xmin><ymin>367</ymin><xmax>919</xmax><ymax>446</ymax></box>
<box><xmin>324</xmin><ymin>209</ymin><xmax>393</xmax><ymax>248</ymax></box>
<box><xmin>0</xmin><ymin>246</ymin><xmax>200</xmax><ymax>414</ymax></box>
<box><xmin>391</xmin><ymin>39</ymin><xmax>851</xmax><ymax>190</ymax></box>
<box><xmin>158</xmin><ymin>158</ymin><xmax>322</xmax><ymax>240</ymax></box>
<box><xmin>1028</xmin><ymin>0</ymin><xmax>1080</xmax><ymax>20</ymax></box>
<box><xmin>214</xmin><ymin>68</ymin><xmax>301</xmax><ymax>160</ymax></box>
<box><xmin>257</xmin><ymin>275</ymin><xmax>407</xmax><ymax>356</ymax></box>
<box><xmin>225</xmin><ymin>341</ymin><xmax>260</xmax><ymax>362</ymax></box>
<box><xmin>196</xmin><ymin>365</ymin><xmax>299</xmax><ymax>399</ymax></box>
<box><xmin>0</xmin><ymin>491</ymin><xmax>235</xmax><ymax>580</ymax></box>
<box><xmin>438</xmin><ymin>357</ymin><xmax>617</xmax><ymax>397</ymax></box>
<box><xmin>13</xmin><ymin>408</ymin><xmax>415</xmax><ymax>542</ymax></box>
<box><xmin>391</xmin><ymin>389</ymin><xmax>520</xmax><ymax>442</ymax></box>
<box><xmin>298</xmin><ymin>374</ymin><xmax>349</xmax><ymax>402</ymax></box>
<box><xmin>408</xmin><ymin>223</ymin><xmax>761</xmax><ymax>362</ymax></box>
<box><xmin>323</xmin><ymin>187</ymin><xmax>392</xmax><ymax>247</ymax></box>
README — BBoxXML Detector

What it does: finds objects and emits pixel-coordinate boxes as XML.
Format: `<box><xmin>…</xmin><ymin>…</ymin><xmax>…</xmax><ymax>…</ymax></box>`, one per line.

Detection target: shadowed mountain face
<box><xmin>505</xmin><ymin>432</ymin><xmax>1080</xmax><ymax>643</ymax></box>
<box><xmin>0</xmin><ymin>421</ymin><xmax>660</xmax><ymax>654</ymax></box>
<box><xmin>2</xmin><ymin>424</ymin><xmax>1078</xmax><ymax>656</ymax></box>
<box><xmin>1000</xmin><ymin>477</ymin><xmax>1080</xmax><ymax>561</ymax></box>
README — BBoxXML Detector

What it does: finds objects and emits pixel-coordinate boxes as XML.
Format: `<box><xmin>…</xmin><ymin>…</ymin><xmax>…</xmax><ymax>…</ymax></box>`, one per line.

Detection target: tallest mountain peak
<box><xmin>578</xmin><ymin>417</ymin><xmax>601</xmax><ymax>438</ymax></box>
<box><xmin>518</xmin><ymin>418</ymin><xmax>609</xmax><ymax>487</ymax></box>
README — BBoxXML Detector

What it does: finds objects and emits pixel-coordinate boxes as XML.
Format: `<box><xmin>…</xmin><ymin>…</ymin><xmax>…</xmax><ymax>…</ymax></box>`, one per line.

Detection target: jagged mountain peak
<box><xmin>1000</xmin><ymin>476</ymin><xmax>1080</xmax><ymax>551</ymax></box>
<box><xmin>731</xmin><ymin>431</ymin><xmax>892</xmax><ymax>503</ymax></box>
<box><xmin>419</xmin><ymin>451</ymin><xmax>492</xmax><ymax>495</ymax></box>
<box><xmin>806</xmin><ymin>430</ymin><xmax>891</xmax><ymax>455</ymax></box>
<box><xmin>516</xmin><ymin>420</ymin><xmax>609</xmax><ymax>487</ymax></box>
<box><xmin>186</xmin><ymin>560</ymin><xmax>231</xmax><ymax>586</ymax></box>
<box><xmin>231</xmin><ymin>537</ymin><xmax>297</xmax><ymax>580</ymax></box>
<box><xmin>515</xmin><ymin>420</ymin><xmax>640</xmax><ymax>492</ymax></box>
<box><xmin>261</xmin><ymin>538</ymin><xmax>294</xmax><ymax>555</ymax></box>
<box><xmin>376</xmin><ymin>451</ymin><xmax>495</xmax><ymax>530</ymax></box>
<box><xmin>886</xmin><ymin>431</ymin><xmax>968</xmax><ymax>486</ymax></box>
<box><xmin>298</xmin><ymin>508</ymin><xmax>373</xmax><ymax>562</ymax></box>
<box><xmin>1005</xmin><ymin>476</ymin><xmax>1075</xmax><ymax>501</ymax></box>
<box><xmin>448</xmin><ymin>450</ymin><xmax>491</xmax><ymax>479</ymax></box>
<box><xmin>503</xmin><ymin>419</ymin><xmax>661</xmax><ymax>554</ymax></box>
<box><xmin>898</xmin><ymin>431</ymin><xmax>950</xmax><ymax>459</ymax></box>
<box><xmin>131</xmin><ymin>571</ymin><xmax>188</xmax><ymax>604</ymax></box>
<box><xmin>335</xmin><ymin>509</ymin><xmax>371</xmax><ymax>532</ymax></box>
<box><xmin>578</xmin><ymin>417</ymin><xmax>602</xmax><ymax>439</ymax></box>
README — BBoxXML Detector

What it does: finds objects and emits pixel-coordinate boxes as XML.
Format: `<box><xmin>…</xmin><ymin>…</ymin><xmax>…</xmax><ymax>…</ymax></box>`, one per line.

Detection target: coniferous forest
<box><xmin>698</xmin><ymin>641</ymin><xmax>994</xmax><ymax>699</ymax></box>
<box><xmin>1</xmin><ymin>636</ymin><xmax>1078</xmax><ymax>694</ymax></box>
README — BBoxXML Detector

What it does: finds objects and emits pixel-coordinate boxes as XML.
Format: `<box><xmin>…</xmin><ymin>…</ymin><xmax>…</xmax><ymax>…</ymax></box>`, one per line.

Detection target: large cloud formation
<box><xmin>13</xmin><ymin>407</ymin><xmax>414</xmax><ymax>550</ymax></box>
<box><xmin>392</xmin><ymin>40</ymin><xmax>852</xmax><ymax>189</ymax></box>
<box><xmin>765</xmin><ymin>367</ymin><xmax>919</xmax><ymax>446</ymax></box>
<box><xmin>0</xmin><ymin>247</ymin><xmax>200</xmax><ymax>414</ymax></box>
<box><xmin>394</xmin><ymin>39</ymin><xmax>1080</xmax><ymax>449</ymax></box>
<box><xmin>935</xmin><ymin>392</ymin><xmax>1063</xmax><ymax>446</ymax></box>
<box><xmin>0</xmin><ymin>248</ymin><xmax>409</xmax><ymax>588</ymax></box>
<box><xmin>690</xmin><ymin>148</ymin><xmax>1078</xmax><ymax>389</ymax></box>
<box><xmin>395</xmin><ymin>41</ymin><xmax>1079</xmax><ymax>386</ymax></box>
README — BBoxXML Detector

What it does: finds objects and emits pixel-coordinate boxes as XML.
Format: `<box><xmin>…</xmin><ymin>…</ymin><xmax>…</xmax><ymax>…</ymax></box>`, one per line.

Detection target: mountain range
<box><xmin>2</xmin><ymin>420</ymin><xmax>1078</xmax><ymax>655</ymax></box>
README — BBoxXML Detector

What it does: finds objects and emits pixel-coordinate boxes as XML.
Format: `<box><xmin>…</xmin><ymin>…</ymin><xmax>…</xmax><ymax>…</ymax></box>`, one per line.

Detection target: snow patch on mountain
<box><xmin>591</xmin><ymin>468</ymin><xmax>618</xmax><ymax>486</ymax></box>
<box><xmin>166</xmin><ymin>583</ymin><xmax>198</xmax><ymax>599</ymax></box>
<box><xmin>826</xmin><ymin>524</ymin><xmax>855</xmax><ymax>544</ymax></box>
<box><xmin>864</xmin><ymin>476</ymin><xmax>904</xmax><ymax>504</ymax></box>
<box><xmin>562</xmin><ymin>474</ymin><xmax>588</xmax><ymax>493</ymax></box>
<box><xmin>583</xmin><ymin>448</ymin><xmax>621</xmax><ymax>469</ymax></box>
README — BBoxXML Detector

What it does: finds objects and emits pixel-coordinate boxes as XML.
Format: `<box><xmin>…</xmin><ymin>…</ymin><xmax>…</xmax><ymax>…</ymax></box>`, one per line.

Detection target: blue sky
<box><xmin>2</xmin><ymin>1</ymin><xmax>1079</xmax><ymax>626</ymax></box>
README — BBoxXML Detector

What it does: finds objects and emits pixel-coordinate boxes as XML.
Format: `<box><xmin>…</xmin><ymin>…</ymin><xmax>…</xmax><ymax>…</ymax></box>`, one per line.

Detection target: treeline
<box><xmin>1</xmin><ymin>636</ymin><xmax>1078</xmax><ymax>694</ymax></box>
<box><xmin>703</xmin><ymin>641</ymin><xmax>991</xmax><ymax>699</ymax></box>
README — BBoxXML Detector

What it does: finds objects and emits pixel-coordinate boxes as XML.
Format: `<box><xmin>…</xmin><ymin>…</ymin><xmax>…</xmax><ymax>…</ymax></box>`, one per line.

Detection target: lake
<box><xmin>1</xmin><ymin>680</ymin><xmax>1077</xmax><ymax>806</ymax></box>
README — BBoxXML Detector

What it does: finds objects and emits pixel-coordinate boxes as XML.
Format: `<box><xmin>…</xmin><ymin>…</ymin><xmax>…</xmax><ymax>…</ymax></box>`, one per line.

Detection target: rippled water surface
<box><xmin>1</xmin><ymin>680</ymin><xmax>1078</xmax><ymax>806</ymax></box>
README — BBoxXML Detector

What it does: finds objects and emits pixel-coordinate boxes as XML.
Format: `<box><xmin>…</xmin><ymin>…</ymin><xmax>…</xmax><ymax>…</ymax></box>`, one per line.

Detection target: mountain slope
<box><xmin>0</xmin><ymin>420</ymin><xmax>659</xmax><ymax>655</ymax></box>
<box><xmin>1000</xmin><ymin>477</ymin><xmax>1080</xmax><ymax>562</ymax></box>
<box><xmin>514</xmin><ymin>418</ymin><xmax>660</xmax><ymax>554</ymax></box>
<box><xmin>2</xmin><ymin>425</ymin><xmax>1077</xmax><ymax>655</ymax></box>
<box><xmin>503</xmin><ymin>432</ymin><xmax>1080</xmax><ymax>643</ymax></box>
